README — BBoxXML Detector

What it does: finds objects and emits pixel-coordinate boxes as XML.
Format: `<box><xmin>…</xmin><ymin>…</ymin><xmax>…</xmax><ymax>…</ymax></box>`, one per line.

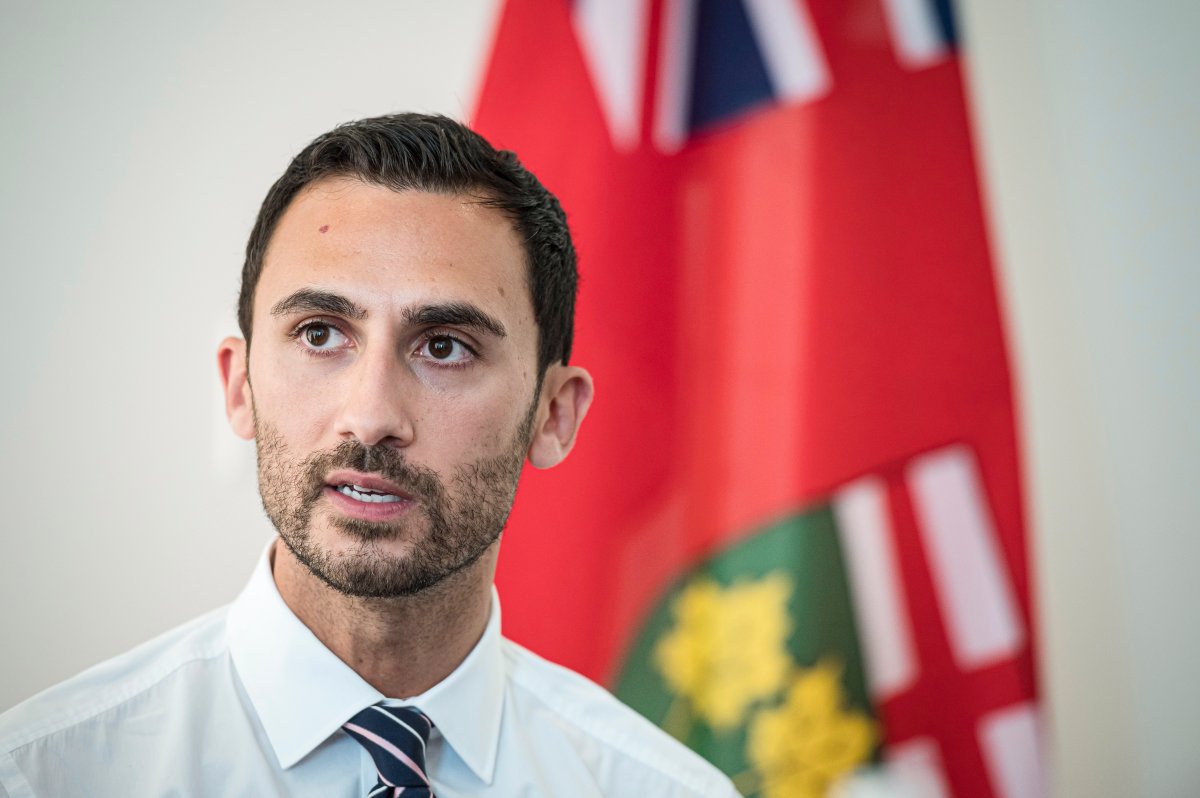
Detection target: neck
<box><xmin>271</xmin><ymin>540</ymin><xmax>497</xmax><ymax>698</ymax></box>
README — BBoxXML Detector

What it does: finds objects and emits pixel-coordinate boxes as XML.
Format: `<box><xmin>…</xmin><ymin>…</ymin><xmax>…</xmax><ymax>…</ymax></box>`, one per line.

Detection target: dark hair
<box><xmin>239</xmin><ymin>113</ymin><xmax>577</xmax><ymax>373</ymax></box>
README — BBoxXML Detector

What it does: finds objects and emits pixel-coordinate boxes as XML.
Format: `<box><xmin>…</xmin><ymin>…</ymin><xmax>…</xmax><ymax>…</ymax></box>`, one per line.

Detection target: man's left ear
<box><xmin>527</xmin><ymin>365</ymin><xmax>594</xmax><ymax>470</ymax></box>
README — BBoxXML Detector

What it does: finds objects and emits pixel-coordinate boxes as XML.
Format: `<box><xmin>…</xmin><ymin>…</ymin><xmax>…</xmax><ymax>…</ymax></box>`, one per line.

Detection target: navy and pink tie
<box><xmin>343</xmin><ymin>704</ymin><xmax>435</xmax><ymax>798</ymax></box>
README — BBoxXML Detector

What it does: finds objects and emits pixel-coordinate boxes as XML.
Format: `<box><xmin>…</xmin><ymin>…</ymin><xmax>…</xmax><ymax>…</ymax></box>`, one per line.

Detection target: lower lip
<box><xmin>323</xmin><ymin>486</ymin><xmax>415</xmax><ymax>522</ymax></box>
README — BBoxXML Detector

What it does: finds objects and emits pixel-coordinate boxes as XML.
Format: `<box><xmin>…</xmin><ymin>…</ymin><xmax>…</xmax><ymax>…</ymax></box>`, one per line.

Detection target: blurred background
<box><xmin>0</xmin><ymin>1</ymin><xmax>1196</xmax><ymax>797</ymax></box>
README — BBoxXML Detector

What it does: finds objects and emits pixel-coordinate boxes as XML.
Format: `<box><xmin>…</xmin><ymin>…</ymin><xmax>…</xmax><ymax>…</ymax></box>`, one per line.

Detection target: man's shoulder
<box><xmin>499</xmin><ymin>637</ymin><xmax>739</xmax><ymax>797</ymax></box>
<box><xmin>0</xmin><ymin>605</ymin><xmax>231</xmax><ymax>755</ymax></box>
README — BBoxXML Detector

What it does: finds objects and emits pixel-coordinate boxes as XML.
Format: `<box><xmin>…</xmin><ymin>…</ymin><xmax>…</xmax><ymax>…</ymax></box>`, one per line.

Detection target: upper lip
<box><xmin>325</xmin><ymin>470</ymin><xmax>414</xmax><ymax>500</ymax></box>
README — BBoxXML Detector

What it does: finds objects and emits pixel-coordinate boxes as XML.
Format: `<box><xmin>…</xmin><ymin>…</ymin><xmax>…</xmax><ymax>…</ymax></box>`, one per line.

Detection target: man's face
<box><xmin>242</xmin><ymin>178</ymin><xmax>542</xmax><ymax>597</ymax></box>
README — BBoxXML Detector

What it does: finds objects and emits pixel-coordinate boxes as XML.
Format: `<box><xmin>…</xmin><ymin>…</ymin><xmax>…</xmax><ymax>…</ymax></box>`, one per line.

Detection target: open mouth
<box><xmin>334</xmin><ymin>483</ymin><xmax>404</xmax><ymax>504</ymax></box>
<box><xmin>322</xmin><ymin>471</ymin><xmax>415</xmax><ymax>521</ymax></box>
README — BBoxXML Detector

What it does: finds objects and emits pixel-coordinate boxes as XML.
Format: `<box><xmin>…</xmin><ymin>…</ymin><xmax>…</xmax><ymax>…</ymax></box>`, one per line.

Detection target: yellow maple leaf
<box><xmin>746</xmin><ymin>659</ymin><xmax>876</xmax><ymax>798</ymax></box>
<box><xmin>653</xmin><ymin>573</ymin><xmax>793</xmax><ymax>730</ymax></box>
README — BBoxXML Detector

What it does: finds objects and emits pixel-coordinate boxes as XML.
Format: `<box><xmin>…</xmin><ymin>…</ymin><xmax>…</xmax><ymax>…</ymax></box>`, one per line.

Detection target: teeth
<box><xmin>337</xmin><ymin>484</ymin><xmax>402</xmax><ymax>503</ymax></box>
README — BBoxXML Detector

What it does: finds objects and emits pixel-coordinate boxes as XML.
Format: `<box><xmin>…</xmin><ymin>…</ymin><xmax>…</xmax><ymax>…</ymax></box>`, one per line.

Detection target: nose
<box><xmin>333</xmin><ymin>345</ymin><xmax>416</xmax><ymax>449</ymax></box>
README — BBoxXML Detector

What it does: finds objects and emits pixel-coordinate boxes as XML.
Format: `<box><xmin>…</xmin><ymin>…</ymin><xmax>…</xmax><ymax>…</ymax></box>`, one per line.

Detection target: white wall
<box><xmin>0</xmin><ymin>0</ymin><xmax>502</xmax><ymax>708</ymax></box>
<box><xmin>959</xmin><ymin>1</ymin><xmax>1200</xmax><ymax>796</ymax></box>
<box><xmin>2</xmin><ymin>2</ymin><xmax>1197</xmax><ymax>796</ymax></box>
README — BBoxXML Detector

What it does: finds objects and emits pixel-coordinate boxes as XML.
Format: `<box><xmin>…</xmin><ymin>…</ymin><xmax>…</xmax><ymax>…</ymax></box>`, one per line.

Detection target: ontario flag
<box><xmin>475</xmin><ymin>1</ymin><xmax>1041</xmax><ymax>796</ymax></box>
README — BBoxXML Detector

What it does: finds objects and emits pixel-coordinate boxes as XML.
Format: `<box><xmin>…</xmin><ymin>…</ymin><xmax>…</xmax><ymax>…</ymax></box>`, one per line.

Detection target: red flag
<box><xmin>475</xmin><ymin>1</ymin><xmax>1040</xmax><ymax>795</ymax></box>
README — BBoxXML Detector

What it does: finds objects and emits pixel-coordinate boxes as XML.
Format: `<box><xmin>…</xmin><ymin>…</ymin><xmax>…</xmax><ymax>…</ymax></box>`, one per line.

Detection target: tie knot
<box><xmin>343</xmin><ymin>704</ymin><xmax>434</xmax><ymax>793</ymax></box>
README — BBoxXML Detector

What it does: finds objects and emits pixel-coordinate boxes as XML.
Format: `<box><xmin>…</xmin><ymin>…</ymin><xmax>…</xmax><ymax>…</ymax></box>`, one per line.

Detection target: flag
<box><xmin>474</xmin><ymin>1</ymin><xmax>1040</xmax><ymax>796</ymax></box>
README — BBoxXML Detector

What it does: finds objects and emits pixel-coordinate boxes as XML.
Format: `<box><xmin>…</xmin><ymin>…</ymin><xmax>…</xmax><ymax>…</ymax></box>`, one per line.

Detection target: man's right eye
<box><xmin>306</xmin><ymin>324</ymin><xmax>330</xmax><ymax>347</ymax></box>
<box><xmin>296</xmin><ymin>322</ymin><xmax>348</xmax><ymax>352</ymax></box>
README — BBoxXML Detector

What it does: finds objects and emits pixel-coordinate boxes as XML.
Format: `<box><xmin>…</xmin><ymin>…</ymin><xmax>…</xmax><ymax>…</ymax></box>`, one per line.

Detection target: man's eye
<box><xmin>299</xmin><ymin>323</ymin><xmax>346</xmax><ymax>350</ymax></box>
<box><xmin>422</xmin><ymin>335</ymin><xmax>472</xmax><ymax>363</ymax></box>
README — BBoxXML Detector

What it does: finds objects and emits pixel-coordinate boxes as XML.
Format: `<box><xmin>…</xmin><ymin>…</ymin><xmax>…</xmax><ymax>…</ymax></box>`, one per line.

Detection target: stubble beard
<box><xmin>254</xmin><ymin>404</ymin><xmax>535</xmax><ymax>599</ymax></box>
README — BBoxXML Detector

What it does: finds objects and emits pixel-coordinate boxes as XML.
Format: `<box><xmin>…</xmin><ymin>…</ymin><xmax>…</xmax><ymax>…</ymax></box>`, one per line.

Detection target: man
<box><xmin>0</xmin><ymin>114</ymin><xmax>737</xmax><ymax>797</ymax></box>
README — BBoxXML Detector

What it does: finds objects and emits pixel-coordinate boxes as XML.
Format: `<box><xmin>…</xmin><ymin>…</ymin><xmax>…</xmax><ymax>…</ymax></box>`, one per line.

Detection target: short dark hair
<box><xmin>239</xmin><ymin>113</ymin><xmax>577</xmax><ymax>374</ymax></box>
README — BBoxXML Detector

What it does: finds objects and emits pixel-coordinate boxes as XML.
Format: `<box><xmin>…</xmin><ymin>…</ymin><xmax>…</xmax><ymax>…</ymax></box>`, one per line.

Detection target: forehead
<box><xmin>255</xmin><ymin>177</ymin><xmax>532</xmax><ymax>327</ymax></box>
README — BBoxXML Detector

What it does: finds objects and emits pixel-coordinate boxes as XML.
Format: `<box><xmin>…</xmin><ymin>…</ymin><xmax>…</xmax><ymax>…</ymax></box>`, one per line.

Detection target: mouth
<box><xmin>322</xmin><ymin>470</ymin><xmax>415</xmax><ymax>522</ymax></box>
<box><xmin>333</xmin><ymin>483</ymin><xmax>404</xmax><ymax>503</ymax></box>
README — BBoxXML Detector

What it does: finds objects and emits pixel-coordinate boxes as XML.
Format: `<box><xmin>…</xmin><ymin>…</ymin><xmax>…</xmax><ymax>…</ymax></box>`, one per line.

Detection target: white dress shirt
<box><xmin>0</xmin><ymin>541</ymin><xmax>737</xmax><ymax>797</ymax></box>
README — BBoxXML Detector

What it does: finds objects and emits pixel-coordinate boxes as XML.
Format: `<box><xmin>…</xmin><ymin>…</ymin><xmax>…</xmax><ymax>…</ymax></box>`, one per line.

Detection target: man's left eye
<box><xmin>421</xmin><ymin>335</ymin><xmax>472</xmax><ymax>363</ymax></box>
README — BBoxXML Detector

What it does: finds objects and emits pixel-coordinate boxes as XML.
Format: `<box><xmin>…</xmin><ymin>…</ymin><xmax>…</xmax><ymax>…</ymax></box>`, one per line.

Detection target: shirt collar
<box><xmin>227</xmin><ymin>538</ymin><xmax>505</xmax><ymax>784</ymax></box>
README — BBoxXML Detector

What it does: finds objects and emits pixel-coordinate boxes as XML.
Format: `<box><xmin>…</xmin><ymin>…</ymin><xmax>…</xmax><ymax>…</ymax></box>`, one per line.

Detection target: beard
<box><xmin>253</xmin><ymin>406</ymin><xmax>533</xmax><ymax>599</ymax></box>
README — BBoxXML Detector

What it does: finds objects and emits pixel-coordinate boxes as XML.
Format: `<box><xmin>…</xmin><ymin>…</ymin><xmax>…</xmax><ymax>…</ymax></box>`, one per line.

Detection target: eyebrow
<box><xmin>270</xmin><ymin>288</ymin><xmax>507</xmax><ymax>339</ymax></box>
<box><xmin>405</xmin><ymin>302</ymin><xmax>507</xmax><ymax>339</ymax></box>
<box><xmin>270</xmin><ymin>289</ymin><xmax>367</xmax><ymax>320</ymax></box>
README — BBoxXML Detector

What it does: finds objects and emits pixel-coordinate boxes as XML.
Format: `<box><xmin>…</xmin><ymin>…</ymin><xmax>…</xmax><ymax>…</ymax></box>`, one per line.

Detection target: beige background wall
<box><xmin>0</xmin><ymin>0</ymin><xmax>503</xmax><ymax>717</ymax></box>
<box><xmin>959</xmin><ymin>1</ymin><xmax>1200</xmax><ymax>795</ymax></box>
<box><xmin>2</xmin><ymin>2</ymin><xmax>1196</xmax><ymax>796</ymax></box>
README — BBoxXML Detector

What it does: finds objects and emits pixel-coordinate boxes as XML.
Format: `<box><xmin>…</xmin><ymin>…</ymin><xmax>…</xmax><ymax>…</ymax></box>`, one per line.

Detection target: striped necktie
<box><xmin>343</xmin><ymin>704</ymin><xmax>436</xmax><ymax>797</ymax></box>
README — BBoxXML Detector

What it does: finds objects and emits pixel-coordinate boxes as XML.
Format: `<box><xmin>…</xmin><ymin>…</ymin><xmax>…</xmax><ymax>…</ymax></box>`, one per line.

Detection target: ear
<box><xmin>218</xmin><ymin>336</ymin><xmax>255</xmax><ymax>440</ymax></box>
<box><xmin>527</xmin><ymin>365</ymin><xmax>594</xmax><ymax>470</ymax></box>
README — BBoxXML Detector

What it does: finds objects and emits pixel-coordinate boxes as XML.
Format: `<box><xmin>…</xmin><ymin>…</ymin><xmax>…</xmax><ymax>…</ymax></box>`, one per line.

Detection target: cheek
<box><xmin>250</xmin><ymin>359</ymin><xmax>339</xmax><ymax>442</ymax></box>
<box><xmin>416</xmin><ymin>391</ymin><xmax>526</xmax><ymax>455</ymax></box>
